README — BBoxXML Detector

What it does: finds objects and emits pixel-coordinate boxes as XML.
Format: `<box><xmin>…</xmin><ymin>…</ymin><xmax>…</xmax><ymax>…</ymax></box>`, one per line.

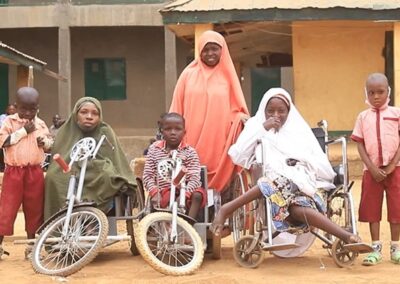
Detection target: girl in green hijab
<box><xmin>44</xmin><ymin>97</ymin><xmax>136</xmax><ymax>220</ymax></box>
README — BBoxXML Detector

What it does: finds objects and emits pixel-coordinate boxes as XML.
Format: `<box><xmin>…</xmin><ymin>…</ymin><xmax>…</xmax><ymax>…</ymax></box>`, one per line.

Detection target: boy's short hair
<box><xmin>366</xmin><ymin>73</ymin><xmax>388</xmax><ymax>86</ymax></box>
<box><xmin>161</xmin><ymin>112</ymin><xmax>185</xmax><ymax>128</ymax></box>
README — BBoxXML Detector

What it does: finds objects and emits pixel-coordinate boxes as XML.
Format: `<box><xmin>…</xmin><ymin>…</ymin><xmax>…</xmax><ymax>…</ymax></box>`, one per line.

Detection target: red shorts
<box><xmin>359</xmin><ymin>167</ymin><xmax>400</xmax><ymax>223</ymax></box>
<box><xmin>0</xmin><ymin>165</ymin><xmax>44</xmax><ymax>235</ymax></box>
<box><xmin>151</xmin><ymin>187</ymin><xmax>207</xmax><ymax>209</ymax></box>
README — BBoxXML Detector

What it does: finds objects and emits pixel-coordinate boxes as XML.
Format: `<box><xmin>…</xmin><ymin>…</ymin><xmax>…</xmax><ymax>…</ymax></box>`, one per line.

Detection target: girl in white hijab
<box><xmin>211</xmin><ymin>88</ymin><xmax>369</xmax><ymax>249</ymax></box>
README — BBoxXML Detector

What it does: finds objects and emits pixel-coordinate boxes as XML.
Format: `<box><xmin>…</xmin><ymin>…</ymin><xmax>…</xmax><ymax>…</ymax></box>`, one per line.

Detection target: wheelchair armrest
<box><xmin>325</xmin><ymin>136</ymin><xmax>347</xmax><ymax>146</ymax></box>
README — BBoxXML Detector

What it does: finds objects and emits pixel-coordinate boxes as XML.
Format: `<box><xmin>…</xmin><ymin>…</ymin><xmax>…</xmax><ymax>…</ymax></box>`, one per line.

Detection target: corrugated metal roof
<box><xmin>0</xmin><ymin>41</ymin><xmax>47</xmax><ymax>66</ymax></box>
<box><xmin>162</xmin><ymin>0</ymin><xmax>400</xmax><ymax>12</ymax></box>
<box><xmin>0</xmin><ymin>41</ymin><xmax>66</xmax><ymax>81</ymax></box>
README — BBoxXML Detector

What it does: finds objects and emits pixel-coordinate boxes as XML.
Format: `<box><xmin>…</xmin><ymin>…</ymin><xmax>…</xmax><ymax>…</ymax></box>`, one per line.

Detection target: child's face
<box><xmin>366</xmin><ymin>80</ymin><xmax>389</xmax><ymax>108</ymax></box>
<box><xmin>17</xmin><ymin>101</ymin><xmax>38</xmax><ymax>121</ymax></box>
<box><xmin>161</xmin><ymin>117</ymin><xmax>185</xmax><ymax>149</ymax></box>
<box><xmin>264</xmin><ymin>97</ymin><xmax>289</xmax><ymax>130</ymax></box>
<box><xmin>6</xmin><ymin>105</ymin><xmax>16</xmax><ymax>115</ymax></box>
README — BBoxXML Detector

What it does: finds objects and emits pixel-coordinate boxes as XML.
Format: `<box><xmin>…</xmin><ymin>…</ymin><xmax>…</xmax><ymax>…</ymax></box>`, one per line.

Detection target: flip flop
<box><xmin>0</xmin><ymin>246</ymin><xmax>10</xmax><ymax>259</ymax></box>
<box><xmin>391</xmin><ymin>250</ymin><xmax>400</xmax><ymax>264</ymax></box>
<box><xmin>343</xmin><ymin>243</ymin><xmax>374</xmax><ymax>254</ymax></box>
<box><xmin>362</xmin><ymin>251</ymin><xmax>382</xmax><ymax>266</ymax></box>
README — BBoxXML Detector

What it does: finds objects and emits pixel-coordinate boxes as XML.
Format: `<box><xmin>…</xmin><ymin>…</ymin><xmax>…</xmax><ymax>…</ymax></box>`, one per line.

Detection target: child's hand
<box><xmin>263</xmin><ymin>117</ymin><xmax>281</xmax><ymax>131</ymax></box>
<box><xmin>239</xmin><ymin>113</ymin><xmax>250</xmax><ymax>123</ymax></box>
<box><xmin>370</xmin><ymin>166</ymin><xmax>387</xmax><ymax>182</ymax></box>
<box><xmin>24</xmin><ymin>121</ymin><xmax>36</xmax><ymax>134</ymax></box>
<box><xmin>150</xmin><ymin>194</ymin><xmax>161</xmax><ymax>208</ymax></box>
<box><xmin>286</xmin><ymin>158</ymin><xmax>299</xmax><ymax>166</ymax></box>
<box><xmin>37</xmin><ymin>136</ymin><xmax>45</xmax><ymax>147</ymax></box>
<box><xmin>382</xmin><ymin>164</ymin><xmax>395</xmax><ymax>176</ymax></box>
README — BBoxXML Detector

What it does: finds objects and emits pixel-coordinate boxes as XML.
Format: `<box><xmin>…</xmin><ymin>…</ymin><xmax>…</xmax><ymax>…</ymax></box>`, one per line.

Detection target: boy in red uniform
<box><xmin>351</xmin><ymin>73</ymin><xmax>400</xmax><ymax>265</ymax></box>
<box><xmin>0</xmin><ymin>87</ymin><xmax>52</xmax><ymax>259</ymax></box>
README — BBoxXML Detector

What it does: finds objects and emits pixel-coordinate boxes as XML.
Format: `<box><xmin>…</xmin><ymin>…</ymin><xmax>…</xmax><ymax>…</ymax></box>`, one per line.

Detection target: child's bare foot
<box><xmin>346</xmin><ymin>234</ymin><xmax>362</xmax><ymax>244</ymax></box>
<box><xmin>210</xmin><ymin>212</ymin><xmax>226</xmax><ymax>237</ymax></box>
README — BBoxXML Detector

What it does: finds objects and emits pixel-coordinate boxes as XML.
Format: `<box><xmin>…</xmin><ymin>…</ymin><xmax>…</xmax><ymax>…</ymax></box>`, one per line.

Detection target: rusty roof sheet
<box><xmin>162</xmin><ymin>0</ymin><xmax>400</xmax><ymax>12</ymax></box>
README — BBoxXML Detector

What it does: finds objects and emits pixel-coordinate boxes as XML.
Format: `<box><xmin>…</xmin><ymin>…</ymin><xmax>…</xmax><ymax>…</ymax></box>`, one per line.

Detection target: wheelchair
<box><xmin>230</xmin><ymin>120</ymin><xmax>367</xmax><ymax>268</ymax></box>
<box><xmin>28</xmin><ymin>135</ymin><xmax>145</xmax><ymax>277</ymax></box>
<box><xmin>133</xmin><ymin>152</ymin><xmax>222</xmax><ymax>276</ymax></box>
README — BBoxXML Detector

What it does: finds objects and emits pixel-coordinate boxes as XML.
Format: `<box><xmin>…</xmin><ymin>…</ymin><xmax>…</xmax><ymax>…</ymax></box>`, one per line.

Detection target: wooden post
<box><xmin>16</xmin><ymin>65</ymin><xmax>29</xmax><ymax>88</ymax></box>
<box><xmin>57</xmin><ymin>0</ymin><xmax>72</xmax><ymax>118</ymax></box>
<box><xmin>394</xmin><ymin>22</ymin><xmax>400</xmax><ymax>107</ymax></box>
<box><xmin>27</xmin><ymin>66</ymin><xmax>34</xmax><ymax>87</ymax></box>
<box><xmin>194</xmin><ymin>23</ymin><xmax>213</xmax><ymax>59</ymax></box>
<box><xmin>164</xmin><ymin>27</ymin><xmax>177</xmax><ymax>111</ymax></box>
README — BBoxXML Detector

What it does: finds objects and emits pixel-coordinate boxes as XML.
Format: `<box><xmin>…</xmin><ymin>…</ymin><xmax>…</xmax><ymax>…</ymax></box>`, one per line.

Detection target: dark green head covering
<box><xmin>52</xmin><ymin>97</ymin><xmax>104</xmax><ymax>156</ymax></box>
<box><xmin>44</xmin><ymin>97</ymin><xmax>136</xmax><ymax>219</ymax></box>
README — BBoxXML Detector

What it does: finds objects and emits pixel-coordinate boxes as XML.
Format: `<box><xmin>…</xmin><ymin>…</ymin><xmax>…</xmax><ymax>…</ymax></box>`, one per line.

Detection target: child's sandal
<box><xmin>24</xmin><ymin>245</ymin><xmax>33</xmax><ymax>261</ymax></box>
<box><xmin>362</xmin><ymin>251</ymin><xmax>382</xmax><ymax>266</ymax></box>
<box><xmin>391</xmin><ymin>250</ymin><xmax>400</xmax><ymax>264</ymax></box>
<box><xmin>0</xmin><ymin>246</ymin><xmax>10</xmax><ymax>259</ymax></box>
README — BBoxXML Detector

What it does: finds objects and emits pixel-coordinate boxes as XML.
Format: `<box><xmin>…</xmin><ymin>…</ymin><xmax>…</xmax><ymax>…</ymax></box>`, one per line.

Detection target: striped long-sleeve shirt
<box><xmin>143</xmin><ymin>140</ymin><xmax>201</xmax><ymax>196</ymax></box>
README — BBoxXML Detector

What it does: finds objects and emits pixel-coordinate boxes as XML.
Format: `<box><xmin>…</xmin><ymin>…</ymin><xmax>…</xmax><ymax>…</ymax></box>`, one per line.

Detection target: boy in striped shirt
<box><xmin>143</xmin><ymin>113</ymin><xmax>206</xmax><ymax>220</ymax></box>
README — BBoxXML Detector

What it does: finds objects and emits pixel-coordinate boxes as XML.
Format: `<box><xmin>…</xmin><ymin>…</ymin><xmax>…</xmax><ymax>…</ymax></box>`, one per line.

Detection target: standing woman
<box><xmin>170</xmin><ymin>30</ymin><xmax>249</xmax><ymax>192</ymax></box>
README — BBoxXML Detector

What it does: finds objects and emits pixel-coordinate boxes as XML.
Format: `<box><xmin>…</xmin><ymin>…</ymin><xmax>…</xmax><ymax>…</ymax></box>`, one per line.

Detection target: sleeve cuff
<box><xmin>10</xmin><ymin>127</ymin><xmax>27</xmax><ymax>145</ymax></box>
<box><xmin>149</xmin><ymin>188</ymin><xmax>158</xmax><ymax>197</ymax></box>
<box><xmin>43</xmin><ymin>136</ymin><xmax>54</xmax><ymax>150</ymax></box>
<box><xmin>350</xmin><ymin>134</ymin><xmax>364</xmax><ymax>143</ymax></box>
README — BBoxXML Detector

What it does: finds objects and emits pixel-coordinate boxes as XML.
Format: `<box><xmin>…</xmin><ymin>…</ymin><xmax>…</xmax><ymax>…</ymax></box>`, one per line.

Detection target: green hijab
<box><xmin>44</xmin><ymin>97</ymin><xmax>136</xmax><ymax>220</ymax></box>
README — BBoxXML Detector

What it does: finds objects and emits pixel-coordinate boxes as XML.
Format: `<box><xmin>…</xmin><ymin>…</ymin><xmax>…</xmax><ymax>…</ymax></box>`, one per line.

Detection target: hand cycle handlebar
<box><xmin>53</xmin><ymin>135</ymin><xmax>114</xmax><ymax>174</ymax></box>
<box><xmin>53</xmin><ymin>153</ymin><xmax>70</xmax><ymax>173</ymax></box>
<box><xmin>173</xmin><ymin>167</ymin><xmax>187</xmax><ymax>186</ymax></box>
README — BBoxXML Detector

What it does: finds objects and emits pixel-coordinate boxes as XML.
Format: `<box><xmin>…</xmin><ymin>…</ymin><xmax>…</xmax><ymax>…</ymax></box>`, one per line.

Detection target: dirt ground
<box><xmin>0</xmin><ymin>180</ymin><xmax>397</xmax><ymax>284</ymax></box>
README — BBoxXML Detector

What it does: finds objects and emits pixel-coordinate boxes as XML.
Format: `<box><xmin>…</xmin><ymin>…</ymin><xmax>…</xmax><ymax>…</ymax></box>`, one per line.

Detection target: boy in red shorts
<box><xmin>0</xmin><ymin>87</ymin><xmax>52</xmax><ymax>260</ymax></box>
<box><xmin>351</xmin><ymin>73</ymin><xmax>400</xmax><ymax>265</ymax></box>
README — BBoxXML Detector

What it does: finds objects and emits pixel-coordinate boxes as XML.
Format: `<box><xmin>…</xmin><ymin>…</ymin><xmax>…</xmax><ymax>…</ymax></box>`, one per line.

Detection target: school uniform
<box><xmin>351</xmin><ymin>104</ymin><xmax>400</xmax><ymax>223</ymax></box>
<box><xmin>0</xmin><ymin>114</ymin><xmax>51</xmax><ymax>235</ymax></box>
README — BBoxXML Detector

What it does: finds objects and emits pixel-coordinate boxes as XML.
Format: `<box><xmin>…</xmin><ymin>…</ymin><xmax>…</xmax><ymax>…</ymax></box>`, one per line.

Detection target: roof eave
<box><xmin>161</xmin><ymin>7</ymin><xmax>400</xmax><ymax>24</ymax></box>
<box><xmin>0</xmin><ymin>43</ymin><xmax>67</xmax><ymax>81</ymax></box>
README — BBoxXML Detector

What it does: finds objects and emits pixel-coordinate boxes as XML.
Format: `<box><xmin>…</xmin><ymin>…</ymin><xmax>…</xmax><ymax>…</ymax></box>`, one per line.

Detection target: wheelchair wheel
<box><xmin>134</xmin><ymin>177</ymin><xmax>146</xmax><ymax>214</ymax></box>
<box><xmin>129</xmin><ymin>178</ymin><xmax>146</xmax><ymax>256</ymax></box>
<box><xmin>134</xmin><ymin>212</ymin><xmax>204</xmax><ymax>276</ymax></box>
<box><xmin>325</xmin><ymin>192</ymin><xmax>350</xmax><ymax>255</ymax></box>
<box><xmin>233</xmin><ymin>236</ymin><xmax>264</xmax><ymax>268</ymax></box>
<box><xmin>231</xmin><ymin>172</ymin><xmax>254</xmax><ymax>243</ymax></box>
<box><xmin>31</xmin><ymin>206</ymin><xmax>108</xmax><ymax>276</ymax></box>
<box><xmin>331</xmin><ymin>239</ymin><xmax>357</xmax><ymax>268</ymax></box>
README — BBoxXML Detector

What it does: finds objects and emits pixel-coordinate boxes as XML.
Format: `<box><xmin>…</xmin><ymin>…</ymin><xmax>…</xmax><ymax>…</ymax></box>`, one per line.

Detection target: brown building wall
<box><xmin>0</xmin><ymin>26</ymin><xmax>192</xmax><ymax>135</ymax></box>
<box><xmin>292</xmin><ymin>21</ymin><xmax>391</xmax><ymax>131</ymax></box>
<box><xmin>0</xmin><ymin>27</ymin><xmax>58</xmax><ymax>126</ymax></box>
<box><xmin>71</xmin><ymin>26</ymin><xmax>166</xmax><ymax>135</ymax></box>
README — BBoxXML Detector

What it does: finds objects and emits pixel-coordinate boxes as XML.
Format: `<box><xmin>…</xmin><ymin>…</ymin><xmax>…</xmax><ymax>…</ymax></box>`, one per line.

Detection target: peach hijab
<box><xmin>169</xmin><ymin>30</ymin><xmax>249</xmax><ymax>192</ymax></box>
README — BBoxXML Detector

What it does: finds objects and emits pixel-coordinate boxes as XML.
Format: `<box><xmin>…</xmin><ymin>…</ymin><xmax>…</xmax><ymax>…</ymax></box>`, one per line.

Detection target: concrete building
<box><xmin>1</xmin><ymin>1</ymin><xmax>400</xmax><ymax>161</ymax></box>
<box><xmin>0</xmin><ymin>0</ymin><xmax>194</xmax><ymax>159</ymax></box>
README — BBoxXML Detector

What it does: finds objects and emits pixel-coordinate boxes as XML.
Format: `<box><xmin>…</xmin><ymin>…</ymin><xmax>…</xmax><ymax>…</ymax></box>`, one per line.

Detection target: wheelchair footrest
<box><xmin>343</xmin><ymin>243</ymin><xmax>373</xmax><ymax>254</ymax></box>
<box><xmin>261</xmin><ymin>242</ymin><xmax>300</xmax><ymax>251</ymax></box>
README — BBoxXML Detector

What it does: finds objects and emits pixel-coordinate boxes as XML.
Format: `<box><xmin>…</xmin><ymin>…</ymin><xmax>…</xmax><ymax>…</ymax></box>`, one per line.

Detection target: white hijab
<box><xmin>229</xmin><ymin>88</ymin><xmax>335</xmax><ymax>195</ymax></box>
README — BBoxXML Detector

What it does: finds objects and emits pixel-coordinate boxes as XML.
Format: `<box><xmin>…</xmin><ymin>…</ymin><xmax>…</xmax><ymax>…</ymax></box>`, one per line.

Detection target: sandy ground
<box><xmin>0</xmin><ymin>180</ymin><xmax>397</xmax><ymax>284</ymax></box>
